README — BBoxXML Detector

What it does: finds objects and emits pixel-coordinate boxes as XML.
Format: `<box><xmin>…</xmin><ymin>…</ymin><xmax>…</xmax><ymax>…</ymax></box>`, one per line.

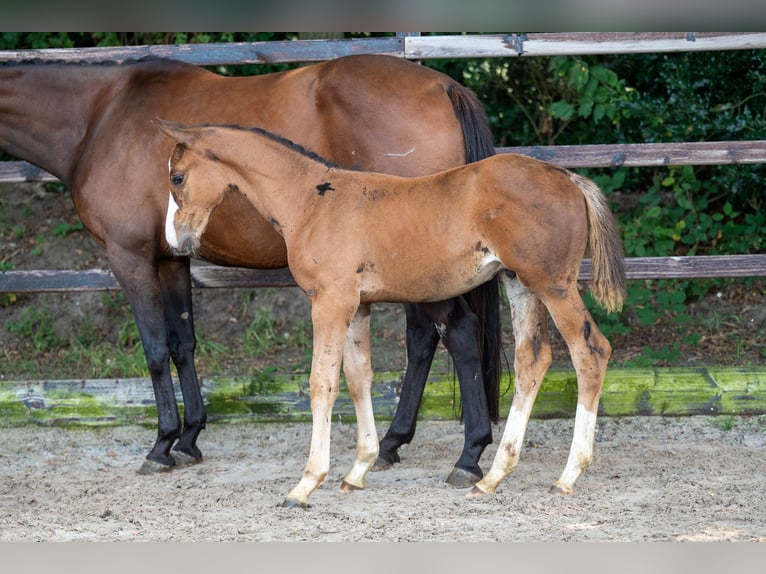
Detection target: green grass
<box><xmin>712</xmin><ymin>415</ymin><xmax>736</xmax><ymax>431</ymax></box>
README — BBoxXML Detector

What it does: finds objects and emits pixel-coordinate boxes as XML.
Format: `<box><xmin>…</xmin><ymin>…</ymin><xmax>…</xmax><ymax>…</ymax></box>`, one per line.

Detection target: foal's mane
<box><xmin>203</xmin><ymin>124</ymin><xmax>343</xmax><ymax>170</ymax></box>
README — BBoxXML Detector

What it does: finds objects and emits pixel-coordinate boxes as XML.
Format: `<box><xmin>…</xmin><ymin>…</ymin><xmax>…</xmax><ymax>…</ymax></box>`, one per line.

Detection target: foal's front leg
<box><xmin>339</xmin><ymin>304</ymin><xmax>379</xmax><ymax>491</ymax></box>
<box><xmin>283</xmin><ymin>299</ymin><xmax>354</xmax><ymax>508</ymax></box>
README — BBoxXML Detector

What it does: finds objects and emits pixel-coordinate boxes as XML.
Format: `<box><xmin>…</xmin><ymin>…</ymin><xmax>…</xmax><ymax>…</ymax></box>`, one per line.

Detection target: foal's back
<box><xmin>255</xmin><ymin>144</ymin><xmax>591</xmax><ymax>304</ymax></box>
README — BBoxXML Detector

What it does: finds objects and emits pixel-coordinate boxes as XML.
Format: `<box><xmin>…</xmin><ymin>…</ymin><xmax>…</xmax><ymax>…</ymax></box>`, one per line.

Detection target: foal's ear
<box><xmin>152</xmin><ymin>118</ymin><xmax>195</xmax><ymax>146</ymax></box>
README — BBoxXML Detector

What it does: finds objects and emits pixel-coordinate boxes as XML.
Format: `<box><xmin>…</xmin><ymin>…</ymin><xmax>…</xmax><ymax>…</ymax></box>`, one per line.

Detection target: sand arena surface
<box><xmin>1</xmin><ymin>415</ymin><xmax>763</xmax><ymax>542</ymax></box>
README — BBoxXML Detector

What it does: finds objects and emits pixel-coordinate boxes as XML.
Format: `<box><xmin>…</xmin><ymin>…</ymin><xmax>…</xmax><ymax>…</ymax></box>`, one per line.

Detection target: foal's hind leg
<box><xmin>158</xmin><ymin>258</ymin><xmax>206</xmax><ymax>464</ymax></box>
<box><xmin>470</xmin><ymin>275</ymin><xmax>552</xmax><ymax>496</ymax></box>
<box><xmin>339</xmin><ymin>304</ymin><xmax>380</xmax><ymax>491</ymax></box>
<box><xmin>541</xmin><ymin>288</ymin><xmax>610</xmax><ymax>495</ymax></box>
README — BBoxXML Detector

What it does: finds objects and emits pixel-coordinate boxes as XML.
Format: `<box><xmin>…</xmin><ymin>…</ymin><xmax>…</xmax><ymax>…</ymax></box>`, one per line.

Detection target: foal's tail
<box><xmin>570</xmin><ymin>172</ymin><xmax>627</xmax><ymax>314</ymax></box>
<box><xmin>448</xmin><ymin>82</ymin><xmax>501</xmax><ymax>423</ymax></box>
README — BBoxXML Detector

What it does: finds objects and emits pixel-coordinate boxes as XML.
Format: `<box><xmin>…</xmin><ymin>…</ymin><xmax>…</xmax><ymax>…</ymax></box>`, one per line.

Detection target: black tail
<box><xmin>448</xmin><ymin>83</ymin><xmax>501</xmax><ymax>423</ymax></box>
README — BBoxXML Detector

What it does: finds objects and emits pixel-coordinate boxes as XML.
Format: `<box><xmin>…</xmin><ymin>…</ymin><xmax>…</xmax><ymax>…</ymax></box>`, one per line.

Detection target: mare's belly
<box><xmin>198</xmin><ymin>192</ymin><xmax>288</xmax><ymax>268</ymax></box>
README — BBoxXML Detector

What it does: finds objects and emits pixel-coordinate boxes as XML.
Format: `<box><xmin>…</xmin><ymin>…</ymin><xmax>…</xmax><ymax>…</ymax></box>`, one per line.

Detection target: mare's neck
<box><xmin>0</xmin><ymin>63</ymin><xmax>123</xmax><ymax>183</ymax></box>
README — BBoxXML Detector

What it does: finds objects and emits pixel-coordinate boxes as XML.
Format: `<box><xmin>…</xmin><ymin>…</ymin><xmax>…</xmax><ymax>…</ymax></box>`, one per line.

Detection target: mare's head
<box><xmin>154</xmin><ymin>119</ymin><xmax>235</xmax><ymax>256</ymax></box>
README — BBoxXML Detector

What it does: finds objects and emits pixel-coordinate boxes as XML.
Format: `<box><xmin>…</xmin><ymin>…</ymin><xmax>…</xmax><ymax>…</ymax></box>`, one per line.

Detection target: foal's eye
<box><xmin>171</xmin><ymin>173</ymin><xmax>185</xmax><ymax>186</ymax></box>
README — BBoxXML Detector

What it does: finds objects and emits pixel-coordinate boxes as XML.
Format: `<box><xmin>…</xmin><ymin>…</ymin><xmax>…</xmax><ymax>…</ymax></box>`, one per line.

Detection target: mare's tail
<box><xmin>570</xmin><ymin>172</ymin><xmax>627</xmax><ymax>314</ymax></box>
<box><xmin>447</xmin><ymin>82</ymin><xmax>501</xmax><ymax>423</ymax></box>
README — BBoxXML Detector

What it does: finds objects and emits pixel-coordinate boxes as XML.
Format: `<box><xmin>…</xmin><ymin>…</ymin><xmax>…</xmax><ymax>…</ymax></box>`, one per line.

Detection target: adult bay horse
<box><xmin>155</xmin><ymin>120</ymin><xmax>626</xmax><ymax>508</ymax></box>
<box><xmin>0</xmin><ymin>54</ymin><xmax>500</xmax><ymax>483</ymax></box>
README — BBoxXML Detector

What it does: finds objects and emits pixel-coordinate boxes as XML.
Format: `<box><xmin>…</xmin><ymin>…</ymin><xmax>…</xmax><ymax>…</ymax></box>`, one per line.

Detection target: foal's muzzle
<box><xmin>165</xmin><ymin>192</ymin><xmax>200</xmax><ymax>256</ymax></box>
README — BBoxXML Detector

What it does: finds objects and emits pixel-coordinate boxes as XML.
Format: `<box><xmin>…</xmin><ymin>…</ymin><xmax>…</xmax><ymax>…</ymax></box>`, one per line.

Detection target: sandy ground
<box><xmin>1</xmin><ymin>414</ymin><xmax>764</xmax><ymax>542</ymax></box>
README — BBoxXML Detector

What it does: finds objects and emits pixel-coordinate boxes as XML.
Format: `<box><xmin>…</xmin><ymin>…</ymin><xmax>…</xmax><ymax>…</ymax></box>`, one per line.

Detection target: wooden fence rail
<box><xmin>3</xmin><ymin>254</ymin><xmax>766</xmax><ymax>295</ymax></box>
<box><xmin>2</xmin><ymin>32</ymin><xmax>765</xmax><ymax>66</ymax></box>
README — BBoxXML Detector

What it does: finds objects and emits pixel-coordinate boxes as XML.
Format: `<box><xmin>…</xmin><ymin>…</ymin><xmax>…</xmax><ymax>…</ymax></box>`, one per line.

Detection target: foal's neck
<box><xmin>231</xmin><ymin>128</ymin><xmax>345</xmax><ymax>228</ymax></box>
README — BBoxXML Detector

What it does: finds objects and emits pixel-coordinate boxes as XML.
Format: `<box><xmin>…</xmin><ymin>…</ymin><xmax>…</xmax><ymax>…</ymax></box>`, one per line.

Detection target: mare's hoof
<box><xmin>137</xmin><ymin>458</ymin><xmax>174</xmax><ymax>475</ymax></box>
<box><xmin>172</xmin><ymin>450</ymin><xmax>203</xmax><ymax>468</ymax></box>
<box><xmin>445</xmin><ymin>466</ymin><xmax>482</xmax><ymax>488</ymax></box>
<box><xmin>370</xmin><ymin>457</ymin><xmax>393</xmax><ymax>472</ymax></box>
<box><xmin>340</xmin><ymin>480</ymin><xmax>363</xmax><ymax>493</ymax></box>
<box><xmin>173</xmin><ymin>444</ymin><xmax>203</xmax><ymax>461</ymax></box>
<box><xmin>280</xmin><ymin>498</ymin><xmax>311</xmax><ymax>510</ymax></box>
<box><xmin>549</xmin><ymin>483</ymin><xmax>573</xmax><ymax>496</ymax></box>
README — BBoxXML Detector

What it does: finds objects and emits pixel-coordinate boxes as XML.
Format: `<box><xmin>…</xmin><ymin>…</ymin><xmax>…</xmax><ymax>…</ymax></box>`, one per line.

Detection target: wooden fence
<box><xmin>2</xmin><ymin>32</ymin><xmax>766</xmax><ymax>294</ymax></box>
<box><xmin>1</xmin><ymin>33</ymin><xmax>765</xmax><ymax>424</ymax></box>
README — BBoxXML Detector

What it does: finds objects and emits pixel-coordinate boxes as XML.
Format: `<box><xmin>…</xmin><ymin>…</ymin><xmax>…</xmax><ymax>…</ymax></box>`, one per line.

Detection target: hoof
<box><xmin>172</xmin><ymin>450</ymin><xmax>203</xmax><ymax>468</ymax></box>
<box><xmin>370</xmin><ymin>457</ymin><xmax>393</xmax><ymax>472</ymax></box>
<box><xmin>549</xmin><ymin>483</ymin><xmax>573</xmax><ymax>496</ymax></box>
<box><xmin>446</xmin><ymin>466</ymin><xmax>482</xmax><ymax>488</ymax></box>
<box><xmin>280</xmin><ymin>498</ymin><xmax>311</xmax><ymax>510</ymax></box>
<box><xmin>370</xmin><ymin>450</ymin><xmax>400</xmax><ymax>472</ymax></box>
<box><xmin>466</xmin><ymin>485</ymin><xmax>489</xmax><ymax>498</ymax></box>
<box><xmin>173</xmin><ymin>443</ymin><xmax>203</xmax><ymax>461</ymax></box>
<box><xmin>137</xmin><ymin>458</ymin><xmax>174</xmax><ymax>475</ymax></box>
<box><xmin>340</xmin><ymin>480</ymin><xmax>363</xmax><ymax>493</ymax></box>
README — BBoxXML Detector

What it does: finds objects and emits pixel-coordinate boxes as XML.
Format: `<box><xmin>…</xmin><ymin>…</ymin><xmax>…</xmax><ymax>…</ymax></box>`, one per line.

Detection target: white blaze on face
<box><xmin>165</xmin><ymin>192</ymin><xmax>180</xmax><ymax>249</ymax></box>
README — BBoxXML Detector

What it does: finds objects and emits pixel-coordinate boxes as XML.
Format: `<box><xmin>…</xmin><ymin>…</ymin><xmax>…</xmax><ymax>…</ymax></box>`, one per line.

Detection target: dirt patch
<box><xmin>1</xmin><ymin>415</ymin><xmax>764</xmax><ymax>541</ymax></box>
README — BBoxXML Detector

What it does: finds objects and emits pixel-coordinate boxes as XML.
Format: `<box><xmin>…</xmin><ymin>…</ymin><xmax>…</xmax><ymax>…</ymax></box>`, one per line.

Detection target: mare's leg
<box><xmin>283</xmin><ymin>296</ymin><xmax>355</xmax><ymax>508</ymax></box>
<box><xmin>470</xmin><ymin>274</ymin><xmax>552</xmax><ymax>496</ymax></box>
<box><xmin>106</xmin><ymin>244</ymin><xmax>181</xmax><ymax>472</ymax></box>
<box><xmin>375</xmin><ymin>299</ymin><xmax>492</xmax><ymax>487</ymax></box>
<box><xmin>339</xmin><ymin>304</ymin><xmax>379</xmax><ymax>491</ymax></box>
<box><xmin>432</xmin><ymin>297</ymin><xmax>493</xmax><ymax>487</ymax></box>
<box><xmin>375</xmin><ymin>303</ymin><xmax>440</xmax><ymax>469</ymax></box>
<box><xmin>158</xmin><ymin>258</ymin><xmax>206</xmax><ymax>462</ymax></box>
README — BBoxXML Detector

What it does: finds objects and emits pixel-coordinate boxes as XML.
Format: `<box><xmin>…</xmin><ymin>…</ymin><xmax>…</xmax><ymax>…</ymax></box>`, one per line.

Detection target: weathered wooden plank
<box><xmin>404</xmin><ymin>32</ymin><xmax>766</xmax><ymax>59</ymax></box>
<box><xmin>518</xmin><ymin>32</ymin><xmax>766</xmax><ymax>57</ymax></box>
<box><xmin>0</xmin><ymin>162</ymin><xmax>57</xmax><ymax>183</ymax></box>
<box><xmin>0</xmin><ymin>37</ymin><xmax>404</xmax><ymax>66</ymax></box>
<box><xmin>500</xmin><ymin>141</ymin><xmax>766</xmax><ymax>168</ymax></box>
<box><xmin>3</xmin><ymin>141</ymin><xmax>765</xmax><ymax>185</ymax></box>
<box><xmin>581</xmin><ymin>254</ymin><xmax>766</xmax><ymax>280</ymax></box>
<box><xmin>2</xmin><ymin>255</ymin><xmax>765</xmax><ymax>294</ymax></box>
<box><xmin>0</xmin><ymin>266</ymin><xmax>295</xmax><ymax>292</ymax></box>
<box><xmin>2</xmin><ymin>367</ymin><xmax>764</xmax><ymax>427</ymax></box>
<box><xmin>0</xmin><ymin>269</ymin><xmax>121</xmax><ymax>292</ymax></box>
<box><xmin>3</xmin><ymin>33</ymin><xmax>764</xmax><ymax>67</ymax></box>
<box><xmin>190</xmin><ymin>266</ymin><xmax>296</xmax><ymax>288</ymax></box>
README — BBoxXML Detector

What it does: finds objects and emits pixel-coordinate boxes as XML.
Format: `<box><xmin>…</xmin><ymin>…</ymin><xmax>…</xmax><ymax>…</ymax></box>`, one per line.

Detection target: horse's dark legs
<box><xmin>435</xmin><ymin>297</ymin><xmax>493</xmax><ymax>486</ymax></box>
<box><xmin>106</xmin><ymin>246</ymin><xmax>182</xmax><ymax>470</ymax></box>
<box><xmin>375</xmin><ymin>303</ymin><xmax>440</xmax><ymax>468</ymax></box>
<box><xmin>158</xmin><ymin>258</ymin><xmax>206</xmax><ymax>462</ymax></box>
<box><xmin>375</xmin><ymin>298</ymin><xmax>492</xmax><ymax>487</ymax></box>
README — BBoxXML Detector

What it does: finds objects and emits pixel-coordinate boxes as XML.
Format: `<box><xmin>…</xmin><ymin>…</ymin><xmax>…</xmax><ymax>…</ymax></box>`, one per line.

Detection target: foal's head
<box><xmin>154</xmin><ymin>119</ymin><xmax>236</xmax><ymax>255</ymax></box>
